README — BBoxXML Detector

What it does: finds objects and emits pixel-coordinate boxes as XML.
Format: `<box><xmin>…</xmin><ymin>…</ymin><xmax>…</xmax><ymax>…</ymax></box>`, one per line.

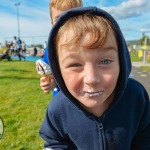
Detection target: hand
<box><xmin>40</xmin><ymin>76</ymin><xmax>57</xmax><ymax>93</ymax></box>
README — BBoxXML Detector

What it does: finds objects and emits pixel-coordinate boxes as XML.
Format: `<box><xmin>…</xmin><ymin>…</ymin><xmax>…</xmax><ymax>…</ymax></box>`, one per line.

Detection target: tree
<box><xmin>139</xmin><ymin>35</ymin><xmax>150</xmax><ymax>46</ymax></box>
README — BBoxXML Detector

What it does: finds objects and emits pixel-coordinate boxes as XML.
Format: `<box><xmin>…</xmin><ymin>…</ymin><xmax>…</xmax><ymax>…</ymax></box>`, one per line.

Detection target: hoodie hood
<box><xmin>48</xmin><ymin>7</ymin><xmax>131</xmax><ymax>106</ymax></box>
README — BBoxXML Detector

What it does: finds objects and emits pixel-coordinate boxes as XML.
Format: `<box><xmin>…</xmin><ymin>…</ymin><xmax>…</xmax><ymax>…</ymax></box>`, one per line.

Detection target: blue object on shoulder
<box><xmin>52</xmin><ymin>87</ymin><xmax>60</xmax><ymax>96</ymax></box>
<box><xmin>43</xmin><ymin>46</ymin><xmax>60</xmax><ymax>96</ymax></box>
<box><xmin>43</xmin><ymin>46</ymin><xmax>49</xmax><ymax>64</ymax></box>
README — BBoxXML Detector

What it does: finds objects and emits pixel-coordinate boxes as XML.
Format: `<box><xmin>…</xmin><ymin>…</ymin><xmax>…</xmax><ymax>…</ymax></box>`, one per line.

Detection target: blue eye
<box><xmin>70</xmin><ymin>64</ymin><xmax>81</xmax><ymax>67</ymax></box>
<box><xmin>101</xmin><ymin>59</ymin><xmax>111</xmax><ymax>65</ymax></box>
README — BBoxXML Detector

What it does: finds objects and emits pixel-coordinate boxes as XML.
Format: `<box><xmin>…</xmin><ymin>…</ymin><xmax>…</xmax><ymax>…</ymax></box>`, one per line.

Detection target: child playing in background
<box><xmin>39</xmin><ymin>7</ymin><xmax>150</xmax><ymax>149</ymax></box>
<box><xmin>40</xmin><ymin>0</ymin><xmax>83</xmax><ymax>96</ymax></box>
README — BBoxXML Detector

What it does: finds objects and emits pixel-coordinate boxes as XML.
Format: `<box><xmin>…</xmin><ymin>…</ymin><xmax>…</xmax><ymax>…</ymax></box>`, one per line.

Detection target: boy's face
<box><xmin>57</xmin><ymin>31</ymin><xmax>120</xmax><ymax>116</ymax></box>
<box><xmin>51</xmin><ymin>7</ymin><xmax>65</xmax><ymax>25</ymax></box>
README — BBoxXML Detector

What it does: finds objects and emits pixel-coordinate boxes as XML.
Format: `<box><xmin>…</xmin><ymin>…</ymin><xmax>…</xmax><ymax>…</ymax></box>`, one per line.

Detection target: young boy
<box><xmin>40</xmin><ymin>0</ymin><xmax>83</xmax><ymax>96</ymax></box>
<box><xmin>39</xmin><ymin>7</ymin><xmax>150</xmax><ymax>149</ymax></box>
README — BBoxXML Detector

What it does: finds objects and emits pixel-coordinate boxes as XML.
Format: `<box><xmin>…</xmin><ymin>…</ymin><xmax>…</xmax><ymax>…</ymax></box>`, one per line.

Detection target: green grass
<box><xmin>130</xmin><ymin>55</ymin><xmax>142</xmax><ymax>62</ymax></box>
<box><xmin>0</xmin><ymin>60</ymin><xmax>52</xmax><ymax>149</ymax></box>
<box><xmin>130</xmin><ymin>50</ymin><xmax>142</xmax><ymax>62</ymax></box>
<box><xmin>0</xmin><ymin>56</ymin><xmax>150</xmax><ymax>149</ymax></box>
<box><xmin>130</xmin><ymin>49</ymin><xmax>150</xmax><ymax>62</ymax></box>
<box><xmin>140</xmin><ymin>66</ymin><xmax>150</xmax><ymax>71</ymax></box>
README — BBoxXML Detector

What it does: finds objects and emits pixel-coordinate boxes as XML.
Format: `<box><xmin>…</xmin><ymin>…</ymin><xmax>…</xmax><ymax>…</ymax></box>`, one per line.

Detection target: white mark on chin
<box><xmin>80</xmin><ymin>89</ymin><xmax>103</xmax><ymax>97</ymax></box>
<box><xmin>88</xmin><ymin>89</ymin><xmax>92</xmax><ymax>93</ymax></box>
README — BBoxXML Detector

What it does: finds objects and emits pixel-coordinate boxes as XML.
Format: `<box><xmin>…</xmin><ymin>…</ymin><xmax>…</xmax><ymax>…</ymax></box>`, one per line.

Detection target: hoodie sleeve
<box><xmin>131</xmin><ymin>89</ymin><xmax>150</xmax><ymax>149</ymax></box>
<box><xmin>39</xmin><ymin>106</ymin><xmax>75</xmax><ymax>150</ymax></box>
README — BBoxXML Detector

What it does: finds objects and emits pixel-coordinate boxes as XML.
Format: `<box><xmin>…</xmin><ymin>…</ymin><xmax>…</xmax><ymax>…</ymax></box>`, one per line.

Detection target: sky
<box><xmin>0</xmin><ymin>0</ymin><xmax>150</xmax><ymax>45</ymax></box>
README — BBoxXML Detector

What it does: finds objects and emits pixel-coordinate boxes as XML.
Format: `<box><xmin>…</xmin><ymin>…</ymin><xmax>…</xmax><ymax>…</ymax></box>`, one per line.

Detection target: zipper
<box><xmin>99</xmin><ymin>123</ymin><xmax>103</xmax><ymax>129</ymax></box>
<box><xmin>97</xmin><ymin>117</ymin><xmax>105</xmax><ymax>150</ymax></box>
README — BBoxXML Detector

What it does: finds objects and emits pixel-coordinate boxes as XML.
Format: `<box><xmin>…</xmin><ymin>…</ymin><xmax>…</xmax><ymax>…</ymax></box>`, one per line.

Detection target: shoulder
<box><xmin>127</xmin><ymin>78</ymin><xmax>148</xmax><ymax>94</ymax></box>
<box><xmin>47</xmin><ymin>92</ymin><xmax>73</xmax><ymax>115</ymax></box>
<box><xmin>125</xmin><ymin>78</ymin><xmax>149</xmax><ymax>106</ymax></box>
<box><xmin>45</xmin><ymin>91</ymin><xmax>81</xmax><ymax>129</ymax></box>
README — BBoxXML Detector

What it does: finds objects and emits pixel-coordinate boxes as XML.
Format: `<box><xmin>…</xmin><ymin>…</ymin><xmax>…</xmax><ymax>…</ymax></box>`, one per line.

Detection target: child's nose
<box><xmin>83</xmin><ymin>65</ymin><xmax>100</xmax><ymax>86</ymax></box>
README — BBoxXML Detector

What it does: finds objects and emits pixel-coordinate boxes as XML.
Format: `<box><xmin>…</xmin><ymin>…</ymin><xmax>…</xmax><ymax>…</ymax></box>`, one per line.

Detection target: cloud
<box><xmin>97</xmin><ymin>0</ymin><xmax>150</xmax><ymax>40</ymax></box>
<box><xmin>0</xmin><ymin>0</ymin><xmax>150</xmax><ymax>43</ymax></box>
<box><xmin>140</xmin><ymin>28</ymin><xmax>150</xmax><ymax>32</ymax></box>
<box><xmin>102</xmin><ymin>0</ymin><xmax>150</xmax><ymax>19</ymax></box>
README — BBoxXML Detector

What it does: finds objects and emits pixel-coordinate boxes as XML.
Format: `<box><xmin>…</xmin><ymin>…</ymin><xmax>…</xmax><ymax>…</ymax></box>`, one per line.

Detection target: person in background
<box><xmin>10</xmin><ymin>41</ymin><xmax>14</xmax><ymax>56</ymax></box>
<box><xmin>33</xmin><ymin>46</ymin><xmax>37</xmax><ymax>57</ymax></box>
<box><xmin>22</xmin><ymin>41</ymin><xmax>27</xmax><ymax>56</ymax></box>
<box><xmin>14</xmin><ymin>36</ymin><xmax>25</xmax><ymax>61</ymax></box>
<box><xmin>39</xmin><ymin>7</ymin><xmax>150</xmax><ymax>149</ymax></box>
<box><xmin>40</xmin><ymin>0</ymin><xmax>83</xmax><ymax>96</ymax></box>
<box><xmin>38</xmin><ymin>41</ymin><xmax>47</xmax><ymax>58</ymax></box>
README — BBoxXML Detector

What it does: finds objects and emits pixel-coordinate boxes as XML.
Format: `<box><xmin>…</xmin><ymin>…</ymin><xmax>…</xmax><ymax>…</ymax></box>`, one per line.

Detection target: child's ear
<box><xmin>51</xmin><ymin>20</ymin><xmax>54</xmax><ymax>25</ymax></box>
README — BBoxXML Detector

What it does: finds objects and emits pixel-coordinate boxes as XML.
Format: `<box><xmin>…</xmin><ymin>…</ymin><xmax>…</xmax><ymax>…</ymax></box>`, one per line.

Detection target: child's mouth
<box><xmin>85</xmin><ymin>91</ymin><xmax>103</xmax><ymax>97</ymax></box>
<box><xmin>80</xmin><ymin>89</ymin><xmax>104</xmax><ymax>97</ymax></box>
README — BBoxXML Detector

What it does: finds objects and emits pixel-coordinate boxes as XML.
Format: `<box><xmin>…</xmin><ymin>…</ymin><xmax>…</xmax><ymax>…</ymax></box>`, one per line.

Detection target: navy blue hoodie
<box><xmin>39</xmin><ymin>7</ymin><xmax>150</xmax><ymax>149</ymax></box>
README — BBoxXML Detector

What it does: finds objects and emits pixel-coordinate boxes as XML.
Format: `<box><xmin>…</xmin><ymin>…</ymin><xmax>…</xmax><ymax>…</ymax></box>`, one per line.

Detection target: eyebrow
<box><xmin>60</xmin><ymin>51</ymin><xmax>79</xmax><ymax>63</ymax></box>
<box><xmin>60</xmin><ymin>46</ymin><xmax>118</xmax><ymax>63</ymax></box>
<box><xmin>101</xmin><ymin>46</ymin><xmax>118</xmax><ymax>52</ymax></box>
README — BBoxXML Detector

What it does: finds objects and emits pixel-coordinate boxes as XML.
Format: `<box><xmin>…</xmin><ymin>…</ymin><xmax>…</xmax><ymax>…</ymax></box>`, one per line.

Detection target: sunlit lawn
<box><xmin>140</xmin><ymin>66</ymin><xmax>150</xmax><ymax>71</ymax></box>
<box><xmin>130</xmin><ymin>50</ymin><xmax>150</xmax><ymax>70</ymax></box>
<box><xmin>130</xmin><ymin>49</ymin><xmax>150</xmax><ymax>63</ymax></box>
<box><xmin>0</xmin><ymin>53</ymin><xmax>150</xmax><ymax>149</ymax></box>
<box><xmin>0</xmin><ymin>60</ymin><xmax>51</xmax><ymax>149</ymax></box>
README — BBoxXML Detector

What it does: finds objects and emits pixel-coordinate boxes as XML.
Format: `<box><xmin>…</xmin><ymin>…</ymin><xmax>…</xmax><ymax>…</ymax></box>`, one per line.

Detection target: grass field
<box><xmin>0</xmin><ymin>55</ymin><xmax>150</xmax><ymax>149</ymax></box>
<box><xmin>130</xmin><ymin>49</ymin><xmax>150</xmax><ymax>63</ymax></box>
<box><xmin>140</xmin><ymin>66</ymin><xmax>150</xmax><ymax>71</ymax></box>
<box><xmin>0</xmin><ymin>60</ymin><xmax>52</xmax><ymax>149</ymax></box>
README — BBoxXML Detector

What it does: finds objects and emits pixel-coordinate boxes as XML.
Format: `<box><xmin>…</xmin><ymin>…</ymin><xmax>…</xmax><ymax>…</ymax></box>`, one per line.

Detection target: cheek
<box><xmin>61</xmin><ymin>70</ymin><xmax>81</xmax><ymax>93</ymax></box>
<box><xmin>104</xmin><ymin>68</ymin><xmax>119</xmax><ymax>90</ymax></box>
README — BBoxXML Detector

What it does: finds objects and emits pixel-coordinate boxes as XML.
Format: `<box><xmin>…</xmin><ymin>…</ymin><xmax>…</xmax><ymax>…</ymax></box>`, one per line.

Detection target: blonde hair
<box><xmin>55</xmin><ymin>14</ymin><xmax>117</xmax><ymax>51</ymax></box>
<box><xmin>50</xmin><ymin>0</ymin><xmax>83</xmax><ymax>19</ymax></box>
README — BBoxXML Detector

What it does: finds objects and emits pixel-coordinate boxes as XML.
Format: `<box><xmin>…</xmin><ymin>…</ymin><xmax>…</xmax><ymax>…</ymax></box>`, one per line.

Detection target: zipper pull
<box><xmin>99</xmin><ymin>123</ymin><xmax>103</xmax><ymax>129</ymax></box>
